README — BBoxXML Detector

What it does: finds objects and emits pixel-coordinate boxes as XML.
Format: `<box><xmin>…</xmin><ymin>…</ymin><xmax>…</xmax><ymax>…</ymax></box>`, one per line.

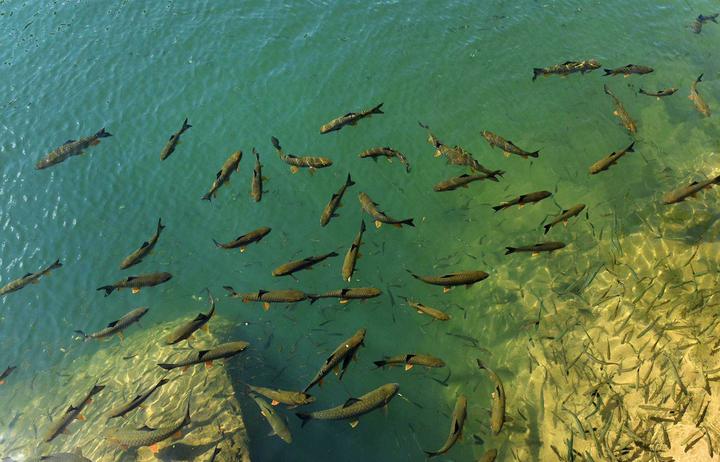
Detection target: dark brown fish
<box><xmin>424</xmin><ymin>395</ymin><xmax>467</xmax><ymax>458</ymax></box>
<box><xmin>505</xmin><ymin>242</ymin><xmax>565</xmax><ymax>255</ymax></box>
<box><xmin>589</xmin><ymin>142</ymin><xmax>635</xmax><ymax>174</ymax></box>
<box><xmin>296</xmin><ymin>383</ymin><xmax>399</xmax><ymax>428</ymax></box>
<box><xmin>223</xmin><ymin>286</ymin><xmax>308</xmax><ymax>310</ymax></box>
<box><xmin>213</xmin><ymin>227</ymin><xmax>271</xmax><ymax>252</ymax></box>
<box><xmin>36</xmin><ymin>128</ymin><xmax>112</xmax><ymax>170</ymax></box>
<box><xmin>603</xmin><ymin>64</ymin><xmax>654</xmax><ymax>77</ymax></box>
<box><xmin>303</xmin><ymin>328</ymin><xmax>365</xmax><ymax>392</ymax></box>
<box><xmin>272</xmin><ymin>251</ymin><xmax>338</xmax><ymax>277</ymax></box>
<box><xmin>481</xmin><ymin>131</ymin><xmax>539</xmax><ymax>159</ymax></box>
<box><xmin>0</xmin><ymin>259</ymin><xmax>62</xmax><ymax>296</ymax></box>
<box><xmin>251</xmin><ymin>148</ymin><xmax>265</xmax><ymax>202</ymax></box>
<box><xmin>407</xmin><ymin>270</ymin><xmax>489</xmax><ymax>292</ymax></box>
<box><xmin>308</xmin><ymin>287</ymin><xmax>381</xmax><ymax>304</ymax></box>
<box><xmin>691</xmin><ymin>14</ymin><xmax>718</xmax><ymax>33</ymax></box>
<box><xmin>97</xmin><ymin>272</ymin><xmax>172</xmax><ymax>296</ymax></box>
<box><xmin>158</xmin><ymin>341</ymin><xmax>249</xmax><ymax>370</ymax></box>
<box><xmin>689</xmin><ymin>74</ymin><xmax>711</xmax><ymax>117</ymax></box>
<box><xmin>402</xmin><ymin>299</ymin><xmax>451</xmax><ymax>320</ymax></box>
<box><xmin>106</xmin><ymin>377</ymin><xmax>170</xmax><ymax>420</ymax></box>
<box><xmin>604</xmin><ymin>84</ymin><xmax>637</xmax><ymax>133</ymax></box>
<box><xmin>270</xmin><ymin>136</ymin><xmax>332</xmax><ymax>174</ymax></box>
<box><xmin>244</xmin><ymin>383</ymin><xmax>315</xmax><ymax>408</ymax></box>
<box><xmin>532</xmin><ymin>60</ymin><xmax>601</xmax><ymax>81</ymax></box>
<box><xmin>120</xmin><ymin>218</ymin><xmax>165</xmax><ymax>269</ymax></box>
<box><xmin>342</xmin><ymin>220</ymin><xmax>365</xmax><ymax>282</ymax></box>
<box><xmin>663</xmin><ymin>175</ymin><xmax>720</xmax><ymax>204</ymax></box>
<box><xmin>477</xmin><ymin>359</ymin><xmax>505</xmax><ymax>434</ymax></box>
<box><xmin>359</xmin><ymin>147</ymin><xmax>411</xmax><ymax>172</ymax></box>
<box><xmin>165</xmin><ymin>291</ymin><xmax>215</xmax><ymax>344</ymax></box>
<box><xmin>75</xmin><ymin>307</ymin><xmax>149</xmax><ymax>341</ymax></box>
<box><xmin>433</xmin><ymin>173</ymin><xmax>495</xmax><ymax>192</ymax></box>
<box><xmin>492</xmin><ymin>190</ymin><xmax>551</xmax><ymax>212</ymax></box>
<box><xmin>0</xmin><ymin>366</ymin><xmax>16</xmax><ymax>385</ymax></box>
<box><xmin>373</xmin><ymin>354</ymin><xmax>445</xmax><ymax>371</ymax></box>
<box><xmin>160</xmin><ymin>118</ymin><xmax>191</xmax><ymax>160</ymax></box>
<box><xmin>639</xmin><ymin>87</ymin><xmax>678</xmax><ymax>99</ymax></box>
<box><xmin>543</xmin><ymin>204</ymin><xmax>585</xmax><ymax>234</ymax></box>
<box><xmin>44</xmin><ymin>383</ymin><xmax>105</xmax><ymax>442</ymax></box>
<box><xmin>202</xmin><ymin>150</ymin><xmax>242</xmax><ymax>201</ymax></box>
<box><xmin>321</xmin><ymin>173</ymin><xmax>355</xmax><ymax>226</ymax></box>
<box><xmin>320</xmin><ymin>103</ymin><xmax>384</xmax><ymax>134</ymax></box>
<box><xmin>358</xmin><ymin>192</ymin><xmax>414</xmax><ymax>228</ymax></box>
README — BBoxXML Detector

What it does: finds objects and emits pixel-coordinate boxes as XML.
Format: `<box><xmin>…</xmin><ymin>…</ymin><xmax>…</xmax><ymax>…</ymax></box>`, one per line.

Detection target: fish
<box><xmin>407</xmin><ymin>270</ymin><xmax>489</xmax><ymax>292</ymax></box>
<box><xmin>424</xmin><ymin>395</ymin><xmax>467</xmax><ymax>458</ymax></box>
<box><xmin>418</xmin><ymin>121</ymin><xmax>448</xmax><ymax>156</ymax></box>
<box><xmin>250</xmin><ymin>394</ymin><xmax>293</xmax><ymax>444</ymax></box>
<box><xmin>165</xmin><ymin>290</ymin><xmax>215</xmax><ymax>344</ymax></box>
<box><xmin>689</xmin><ymin>74</ymin><xmax>711</xmax><ymax>117</ymax></box>
<box><xmin>691</xmin><ymin>14</ymin><xmax>719</xmax><ymax>33</ymax></box>
<box><xmin>589</xmin><ymin>142</ymin><xmax>635</xmax><ymax>174</ymax></box>
<box><xmin>223</xmin><ymin>286</ymin><xmax>308</xmax><ymax>310</ymax></box>
<box><xmin>543</xmin><ymin>204</ymin><xmax>585</xmax><ymax>234</ymax></box>
<box><xmin>36</xmin><ymin>128</ymin><xmax>112</xmax><ymax>170</ymax></box>
<box><xmin>481</xmin><ymin>131</ymin><xmax>539</xmax><ymax>159</ymax></box>
<box><xmin>0</xmin><ymin>259</ymin><xmax>62</xmax><ymax>296</ymax></box>
<box><xmin>272</xmin><ymin>251</ymin><xmax>339</xmax><ymax>277</ymax></box>
<box><xmin>120</xmin><ymin>218</ymin><xmax>165</xmax><ymax>269</ymax></box>
<box><xmin>37</xmin><ymin>448</ymin><xmax>92</xmax><ymax>462</ymax></box>
<box><xmin>0</xmin><ymin>366</ymin><xmax>16</xmax><ymax>385</ymax></box>
<box><xmin>639</xmin><ymin>87</ymin><xmax>678</xmax><ymax>99</ymax></box>
<box><xmin>251</xmin><ymin>148</ymin><xmax>264</xmax><ymax>202</ymax></box>
<box><xmin>444</xmin><ymin>146</ymin><xmax>504</xmax><ymax>178</ymax></box>
<box><xmin>433</xmin><ymin>173</ymin><xmax>495</xmax><ymax>192</ymax></box>
<box><xmin>106</xmin><ymin>398</ymin><xmax>191</xmax><ymax>453</ymax></box>
<box><xmin>244</xmin><ymin>384</ymin><xmax>315</xmax><ymax>408</ymax></box>
<box><xmin>358</xmin><ymin>192</ymin><xmax>414</xmax><ymax>228</ymax></box>
<box><xmin>320</xmin><ymin>103</ymin><xmax>384</xmax><ymax>134</ymax></box>
<box><xmin>478</xmin><ymin>448</ymin><xmax>498</xmax><ymax>462</ymax></box>
<box><xmin>532</xmin><ymin>60</ymin><xmax>601</xmax><ymax>81</ymax></box>
<box><xmin>201</xmin><ymin>150</ymin><xmax>242</xmax><ymax>201</ymax></box>
<box><xmin>75</xmin><ymin>307</ymin><xmax>149</xmax><ymax>341</ymax></box>
<box><xmin>307</xmin><ymin>287</ymin><xmax>382</xmax><ymax>304</ymax></box>
<box><xmin>505</xmin><ymin>242</ymin><xmax>565</xmax><ymax>255</ymax></box>
<box><xmin>160</xmin><ymin>118</ymin><xmax>191</xmax><ymax>160</ymax></box>
<box><xmin>44</xmin><ymin>383</ymin><xmax>105</xmax><ymax>442</ymax></box>
<box><xmin>303</xmin><ymin>328</ymin><xmax>366</xmax><ymax>392</ymax></box>
<box><xmin>270</xmin><ymin>136</ymin><xmax>332</xmax><ymax>174</ymax></box>
<box><xmin>157</xmin><ymin>340</ymin><xmax>249</xmax><ymax>370</ymax></box>
<box><xmin>492</xmin><ymin>190</ymin><xmax>551</xmax><ymax>212</ymax></box>
<box><xmin>320</xmin><ymin>173</ymin><xmax>356</xmax><ymax>226</ymax></box>
<box><xmin>213</xmin><ymin>227</ymin><xmax>271</xmax><ymax>252</ymax></box>
<box><xmin>296</xmin><ymin>383</ymin><xmax>399</xmax><ymax>428</ymax></box>
<box><xmin>603</xmin><ymin>64</ymin><xmax>654</xmax><ymax>77</ymax></box>
<box><xmin>97</xmin><ymin>272</ymin><xmax>172</xmax><ymax>296</ymax></box>
<box><xmin>663</xmin><ymin>175</ymin><xmax>720</xmax><ymax>204</ymax></box>
<box><xmin>373</xmin><ymin>354</ymin><xmax>445</xmax><ymax>371</ymax></box>
<box><xmin>359</xmin><ymin>147</ymin><xmax>411</xmax><ymax>173</ymax></box>
<box><xmin>106</xmin><ymin>377</ymin><xmax>170</xmax><ymax>420</ymax></box>
<box><xmin>603</xmin><ymin>85</ymin><xmax>637</xmax><ymax>133</ymax></box>
<box><xmin>401</xmin><ymin>299</ymin><xmax>451</xmax><ymax>320</ymax></box>
<box><xmin>342</xmin><ymin>220</ymin><xmax>366</xmax><ymax>282</ymax></box>
<box><xmin>477</xmin><ymin>359</ymin><xmax>506</xmax><ymax>435</ymax></box>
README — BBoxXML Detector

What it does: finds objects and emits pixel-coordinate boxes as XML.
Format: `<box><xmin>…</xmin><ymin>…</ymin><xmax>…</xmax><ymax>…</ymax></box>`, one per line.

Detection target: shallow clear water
<box><xmin>2</xmin><ymin>0</ymin><xmax>720</xmax><ymax>461</ymax></box>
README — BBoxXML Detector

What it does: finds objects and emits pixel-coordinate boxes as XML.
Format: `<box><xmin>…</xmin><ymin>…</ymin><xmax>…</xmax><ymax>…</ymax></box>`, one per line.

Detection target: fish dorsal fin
<box><xmin>257</xmin><ymin>289</ymin><xmax>268</xmax><ymax>297</ymax></box>
<box><xmin>140</xmin><ymin>241</ymin><xmax>150</xmax><ymax>249</ymax></box>
<box><xmin>459</xmin><ymin>174</ymin><xmax>470</xmax><ymax>178</ymax></box>
<box><xmin>343</xmin><ymin>112</ymin><xmax>356</xmax><ymax>117</ymax></box>
<box><xmin>216</xmin><ymin>170</ymin><xmax>223</xmax><ymax>179</ymax></box>
<box><xmin>137</xmin><ymin>424</ymin><xmax>156</xmax><ymax>432</ymax></box>
<box><xmin>343</xmin><ymin>398</ymin><xmax>361</xmax><ymax>408</ymax></box>
<box><xmin>330</xmin><ymin>192</ymin><xmax>339</xmax><ymax>201</ymax></box>
<box><xmin>66</xmin><ymin>405</ymin><xmax>78</xmax><ymax>414</ymax></box>
<box><xmin>690</xmin><ymin>181</ymin><xmax>699</xmax><ymax>186</ymax></box>
<box><xmin>64</xmin><ymin>139</ymin><xmax>76</xmax><ymax>145</ymax></box>
<box><xmin>440</xmin><ymin>274</ymin><xmax>455</xmax><ymax>279</ymax></box>
<box><xmin>22</xmin><ymin>272</ymin><xmax>33</xmax><ymax>278</ymax></box>
<box><xmin>73</xmin><ymin>447</ymin><xmax>83</xmax><ymax>456</ymax></box>
<box><xmin>126</xmin><ymin>276</ymin><xmax>137</xmax><ymax>281</ymax></box>
<box><xmin>340</xmin><ymin>288</ymin><xmax>351</xmax><ymax>296</ymax></box>
<box><xmin>198</xmin><ymin>349</ymin><xmax>210</xmax><ymax>360</ymax></box>
<box><xmin>193</xmin><ymin>312</ymin><xmax>208</xmax><ymax>322</ymax></box>
<box><xmin>106</xmin><ymin>320</ymin><xmax>119</xmax><ymax>328</ymax></box>
<box><xmin>561</xmin><ymin>61</ymin><xmax>574</xmax><ymax>65</ymax></box>
<box><xmin>404</xmin><ymin>354</ymin><xmax>416</xmax><ymax>362</ymax></box>
<box><xmin>453</xmin><ymin>420</ymin><xmax>462</xmax><ymax>434</ymax></box>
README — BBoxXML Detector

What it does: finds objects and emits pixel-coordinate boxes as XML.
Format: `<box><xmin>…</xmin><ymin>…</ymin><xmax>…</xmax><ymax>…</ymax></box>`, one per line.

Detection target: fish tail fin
<box><xmin>97</xmin><ymin>285</ymin><xmax>115</xmax><ymax>296</ymax></box>
<box><xmin>697</xmin><ymin>74</ymin><xmax>704</xmax><ymax>83</ymax></box>
<box><xmin>401</xmin><ymin>218</ymin><xmax>415</xmax><ymax>227</ymax></box>
<box><xmin>308</xmin><ymin>295</ymin><xmax>319</xmax><ymax>304</ymax></box>
<box><xmin>492</xmin><ymin>205</ymin><xmax>504</xmax><ymax>212</ymax></box>
<box><xmin>201</xmin><ymin>192</ymin><xmax>212</xmax><ymax>201</ymax></box>
<box><xmin>182</xmin><ymin>398</ymin><xmax>192</xmax><ymax>426</ymax></box>
<box><xmin>91</xmin><ymin>384</ymin><xmax>106</xmax><ymax>395</ymax></box>
<box><xmin>346</xmin><ymin>173</ymin><xmax>356</xmax><ymax>187</ymax></box>
<box><xmin>639</xmin><ymin>88</ymin><xmax>647</xmax><ymax>95</ymax></box>
<box><xmin>405</xmin><ymin>269</ymin><xmax>419</xmax><ymax>280</ymax></box>
<box><xmin>212</xmin><ymin>239</ymin><xmax>223</xmax><ymax>248</ymax></box>
<box><xmin>532</xmin><ymin>68</ymin><xmax>542</xmax><ymax>81</ymax></box>
<box><xmin>181</xmin><ymin>118</ymin><xmax>192</xmax><ymax>133</ymax></box>
<box><xmin>370</xmin><ymin>102</ymin><xmax>384</xmax><ymax>115</ymax></box>
<box><xmin>73</xmin><ymin>330</ymin><xmax>89</xmax><ymax>340</ymax></box>
<box><xmin>712</xmin><ymin>174</ymin><xmax>720</xmax><ymax>184</ymax></box>
<box><xmin>603</xmin><ymin>69</ymin><xmax>613</xmax><ymax>76</ymax></box>
<box><xmin>329</xmin><ymin>251</ymin><xmax>339</xmax><ymax>257</ymax></box>
<box><xmin>626</xmin><ymin>142</ymin><xmax>635</xmax><ymax>152</ymax></box>
<box><xmin>373</xmin><ymin>360</ymin><xmax>386</xmax><ymax>368</ymax></box>
<box><xmin>295</xmin><ymin>412</ymin><xmax>312</xmax><ymax>427</ymax></box>
<box><xmin>222</xmin><ymin>285</ymin><xmax>237</xmax><ymax>296</ymax></box>
<box><xmin>157</xmin><ymin>363</ymin><xmax>178</xmax><ymax>371</ymax></box>
<box><xmin>96</xmin><ymin>127</ymin><xmax>112</xmax><ymax>138</ymax></box>
<box><xmin>270</xmin><ymin>136</ymin><xmax>281</xmax><ymax>151</ymax></box>
<box><xmin>712</xmin><ymin>17</ymin><xmax>719</xmax><ymax>23</ymax></box>
<box><xmin>157</xmin><ymin>218</ymin><xmax>165</xmax><ymax>233</ymax></box>
<box><xmin>543</xmin><ymin>224</ymin><xmax>551</xmax><ymax>235</ymax></box>
<box><xmin>529</xmin><ymin>150</ymin><xmax>540</xmax><ymax>158</ymax></box>
<box><xmin>505</xmin><ymin>247</ymin><xmax>517</xmax><ymax>255</ymax></box>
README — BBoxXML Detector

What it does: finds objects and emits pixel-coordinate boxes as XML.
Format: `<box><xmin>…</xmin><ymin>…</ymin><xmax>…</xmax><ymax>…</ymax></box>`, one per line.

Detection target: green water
<box><xmin>2</xmin><ymin>0</ymin><xmax>720</xmax><ymax>461</ymax></box>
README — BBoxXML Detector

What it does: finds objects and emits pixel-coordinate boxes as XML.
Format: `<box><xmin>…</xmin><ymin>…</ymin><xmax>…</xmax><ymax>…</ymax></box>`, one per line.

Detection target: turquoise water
<box><xmin>2</xmin><ymin>0</ymin><xmax>720</xmax><ymax>460</ymax></box>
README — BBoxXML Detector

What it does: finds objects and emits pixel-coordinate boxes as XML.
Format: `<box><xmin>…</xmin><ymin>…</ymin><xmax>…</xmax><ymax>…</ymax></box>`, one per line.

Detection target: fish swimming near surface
<box><xmin>359</xmin><ymin>147</ymin><xmax>411</xmax><ymax>172</ymax></box>
<box><xmin>407</xmin><ymin>270</ymin><xmax>488</xmax><ymax>292</ymax></box>
<box><xmin>373</xmin><ymin>354</ymin><xmax>445</xmax><ymax>371</ymax></box>
<box><xmin>45</xmin><ymin>383</ymin><xmax>105</xmax><ymax>442</ymax></box>
<box><xmin>36</xmin><ymin>128</ymin><xmax>112</xmax><ymax>170</ymax></box>
<box><xmin>639</xmin><ymin>87</ymin><xmax>678</xmax><ymax>99</ymax></box>
<box><xmin>424</xmin><ymin>395</ymin><xmax>467</xmax><ymax>458</ymax></box>
<box><xmin>270</xmin><ymin>136</ymin><xmax>332</xmax><ymax>174</ymax></box>
<box><xmin>0</xmin><ymin>259</ymin><xmax>62</xmax><ymax>296</ymax></box>
<box><xmin>37</xmin><ymin>448</ymin><xmax>92</xmax><ymax>462</ymax></box>
<box><xmin>689</xmin><ymin>74</ymin><xmax>711</xmax><ymax>117</ymax></box>
<box><xmin>401</xmin><ymin>298</ymin><xmax>451</xmax><ymax>320</ymax></box>
<box><xmin>244</xmin><ymin>383</ymin><xmax>315</xmax><ymax>408</ymax></box>
<box><xmin>589</xmin><ymin>142</ymin><xmax>635</xmax><ymax>174</ymax></box>
<box><xmin>201</xmin><ymin>150</ymin><xmax>242</xmax><ymax>201</ymax></box>
<box><xmin>342</xmin><ymin>220</ymin><xmax>366</xmax><ymax>282</ymax></box>
<box><xmin>492</xmin><ymin>190</ymin><xmax>551</xmax><ymax>212</ymax></box>
<box><xmin>303</xmin><ymin>328</ymin><xmax>366</xmax><ymax>392</ymax></box>
<box><xmin>223</xmin><ymin>286</ymin><xmax>308</xmax><ymax>310</ymax></box>
<box><xmin>358</xmin><ymin>192</ymin><xmax>414</xmax><ymax>229</ymax></box>
<box><xmin>296</xmin><ymin>383</ymin><xmax>399</xmax><ymax>428</ymax></box>
<box><xmin>251</xmin><ymin>148</ymin><xmax>265</xmax><ymax>202</ymax></box>
<box><xmin>97</xmin><ymin>272</ymin><xmax>172</xmax><ymax>296</ymax></box>
<box><xmin>0</xmin><ymin>366</ymin><xmax>16</xmax><ymax>385</ymax></box>
<box><xmin>477</xmin><ymin>359</ymin><xmax>506</xmax><ymax>435</ymax></box>
<box><xmin>444</xmin><ymin>145</ymin><xmax>504</xmax><ymax>179</ymax></box>
<box><xmin>160</xmin><ymin>118</ymin><xmax>191</xmax><ymax>160</ymax></box>
<box><xmin>505</xmin><ymin>242</ymin><xmax>565</xmax><ymax>255</ymax></box>
<box><xmin>321</xmin><ymin>173</ymin><xmax>356</xmax><ymax>226</ymax></box>
<box><xmin>481</xmin><ymin>131</ymin><xmax>539</xmax><ymax>159</ymax></box>
<box><xmin>213</xmin><ymin>227</ymin><xmax>271</xmax><ymax>252</ymax></box>
<box><xmin>320</xmin><ymin>103</ymin><xmax>384</xmax><ymax>134</ymax></box>
<box><xmin>433</xmin><ymin>173</ymin><xmax>495</xmax><ymax>192</ymax></box>
<box><xmin>603</xmin><ymin>64</ymin><xmax>654</xmax><ymax>77</ymax></box>
<box><xmin>532</xmin><ymin>60</ymin><xmax>601</xmax><ymax>81</ymax></box>
<box><xmin>663</xmin><ymin>175</ymin><xmax>720</xmax><ymax>204</ymax></box>
<box><xmin>691</xmin><ymin>14</ymin><xmax>718</xmax><ymax>33</ymax></box>
<box><xmin>543</xmin><ymin>204</ymin><xmax>585</xmax><ymax>234</ymax></box>
<box><xmin>250</xmin><ymin>394</ymin><xmax>293</xmax><ymax>444</ymax></box>
<box><xmin>307</xmin><ymin>287</ymin><xmax>381</xmax><ymax>304</ymax></box>
<box><xmin>106</xmin><ymin>398</ymin><xmax>192</xmax><ymax>453</ymax></box>
<box><xmin>603</xmin><ymin>85</ymin><xmax>637</xmax><ymax>133</ymax></box>
<box><xmin>272</xmin><ymin>251</ymin><xmax>339</xmax><ymax>277</ymax></box>
<box><xmin>165</xmin><ymin>291</ymin><xmax>215</xmax><ymax>344</ymax></box>
<box><xmin>120</xmin><ymin>218</ymin><xmax>165</xmax><ymax>269</ymax></box>
<box><xmin>106</xmin><ymin>377</ymin><xmax>170</xmax><ymax>420</ymax></box>
<box><xmin>158</xmin><ymin>341</ymin><xmax>249</xmax><ymax>370</ymax></box>
<box><xmin>75</xmin><ymin>307</ymin><xmax>149</xmax><ymax>341</ymax></box>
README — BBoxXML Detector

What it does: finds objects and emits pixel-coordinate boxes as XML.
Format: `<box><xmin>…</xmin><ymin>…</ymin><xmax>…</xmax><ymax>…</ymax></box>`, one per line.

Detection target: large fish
<box><xmin>342</xmin><ymin>220</ymin><xmax>365</xmax><ymax>282</ymax></box>
<box><xmin>106</xmin><ymin>398</ymin><xmax>191</xmax><ymax>453</ymax></box>
<box><xmin>359</xmin><ymin>147</ymin><xmax>411</xmax><ymax>173</ymax></box>
<box><xmin>97</xmin><ymin>272</ymin><xmax>172</xmax><ymax>296</ymax></box>
<box><xmin>373</xmin><ymin>354</ymin><xmax>445</xmax><ymax>371</ymax></box>
<box><xmin>120</xmin><ymin>218</ymin><xmax>165</xmax><ymax>269</ymax></box>
<box><xmin>691</xmin><ymin>14</ymin><xmax>719</xmax><ymax>33</ymax></box>
<box><xmin>663</xmin><ymin>175</ymin><xmax>720</xmax><ymax>204</ymax></box>
<box><xmin>603</xmin><ymin>64</ymin><xmax>654</xmax><ymax>77</ymax></box>
<box><xmin>36</xmin><ymin>128</ymin><xmax>112</xmax><ymax>170</ymax></box>
<box><xmin>407</xmin><ymin>270</ymin><xmax>489</xmax><ymax>292</ymax></box>
<box><xmin>251</xmin><ymin>148</ymin><xmax>265</xmax><ymax>202</ymax></box>
<box><xmin>158</xmin><ymin>341</ymin><xmax>249</xmax><ymax>370</ymax></box>
<box><xmin>505</xmin><ymin>242</ymin><xmax>566</xmax><ymax>255</ymax></box>
<box><xmin>603</xmin><ymin>85</ymin><xmax>637</xmax><ymax>133</ymax></box>
<box><xmin>303</xmin><ymin>328</ymin><xmax>366</xmax><ymax>392</ymax></box>
<box><xmin>639</xmin><ymin>87</ymin><xmax>678</xmax><ymax>99</ymax></box>
<box><xmin>543</xmin><ymin>204</ymin><xmax>585</xmax><ymax>234</ymax></box>
<box><xmin>492</xmin><ymin>190</ymin><xmax>551</xmax><ymax>212</ymax></box>
<box><xmin>223</xmin><ymin>286</ymin><xmax>308</xmax><ymax>310</ymax></box>
<box><xmin>36</xmin><ymin>449</ymin><xmax>92</xmax><ymax>462</ymax></box>
<box><xmin>532</xmin><ymin>60</ymin><xmax>601</xmax><ymax>81</ymax></box>
<box><xmin>320</xmin><ymin>103</ymin><xmax>384</xmax><ymax>134</ymax></box>
<box><xmin>689</xmin><ymin>74</ymin><xmax>711</xmax><ymax>117</ymax></box>
<box><xmin>481</xmin><ymin>131</ymin><xmax>539</xmax><ymax>159</ymax></box>
<box><xmin>0</xmin><ymin>259</ymin><xmax>62</xmax><ymax>296</ymax></box>
<box><xmin>201</xmin><ymin>150</ymin><xmax>242</xmax><ymax>201</ymax></box>
<box><xmin>358</xmin><ymin>192</ymin><xmax>414</xmax><ymax>228</ymax></box>
<box><xmin>433</xmin><ymin>173</ymin><xmax>495</xmax><ymax>192</ymax></box>
<box><xmin>244</xmin><ymin>383</ymin><xmax>315</xmax><ymax>408</ymax></box>
<box><xmin>296</xmin><ymin>383</ymin><xmax>399</xmax><ymax>428</ymax></box>
<box><xmin>272</xmin><ymin>251</ymin><xmax>338</xmax><ymax>277</ymax></box>
<box><xmin>250</xmin><ymin>394</ymin><xmax>293</xmax><ymax>444</ymax></box>
<box><xmin>477</xmin><ymin>359</ymin><xmax>505</xmax><ymax>434</ymax></box>
<box><xmin>424</xmin><ymin>395</ymin><xmax>467</xmax><ymax>458</ymax></box>
<box><xmin>0</xmin><ymin>365</ymin><xmax>16</xmax><ymax>385</ymax></box>
<box><xmin>270</xmin><ymin>136</ymin><xmax>332</xmax><ymax>174</ymax></box>
<box><xmin>402</xmin><ymin>298</ymin><xmax>451</xmax><ymax>320</ymax></box>
<box><xmin>589</xmin><ymin>142</ymin><xmax>635</xmax><ymax>174</ymax></box>
<box><xmin>307</xmin><ymin>287</ymin><xmax>381</xmax><ymax>304</ymax></box>
<box><xmin>106</xmin><ymin>377</ymin><xmax>170</xmax><ymax>420</ymax></box>
<box><xmin>160</xmin><ymin>118</ymin><xmax>191</xmax><ymax>160</ymax></box>
<box><xmin>444</xmin><ymin>145</ymin><xmax>503</xmax><ymax>178</ymax></box>
<box><xmin>75</xmin><ymin>307</ymin><xmax>149</xmax><ymax>341</ymax></box>
<box><xmin>321</xmin><ymin>173</ymin><xmax>356</xmax><ymax>226</ymax></box>
<box><xmin>213</xmin><ymin>227</ymin><xmax>271</xmax><ymax>252</ymax></box>
<box><xmin>44</xmin><ymin>383</ymin><xmax>105</xmax><ymax>442</ymax></box>
<box><xmin>165</xmin><ymin>291</ymin><xmax>215</xmax><ymax>344</ymax></box>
